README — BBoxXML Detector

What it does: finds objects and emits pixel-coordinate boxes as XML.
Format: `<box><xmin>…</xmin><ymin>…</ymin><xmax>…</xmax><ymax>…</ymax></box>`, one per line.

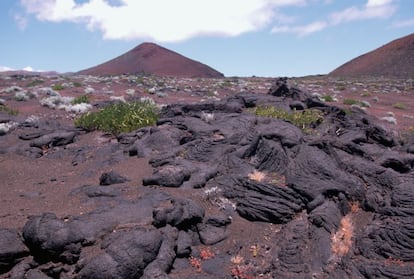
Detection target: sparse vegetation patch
<box><xmin>343</xmin><ymin>99</ymin><xmax>360</xmax><ymax>105</ymax></box>
<box><xmin>74</xmin><ymin>100</ymin><xmax>158</xmax><ymax>134</ymax></box>
<box><xmin>71</xmin><ymin>95</ymin><xmax>90</xmax><ymax>105</ymax></box>
<box><xmin>335</xmin><ymin>84</ymin><xmax>346</xmax><ymax>91</ymax></box>
<box><xmin>26</xmin><ymin>79</ymin><xmax>44</xmax><ymax>87</ymax></box>
<box><xmin>252</xmin><ymin>105</ymin><xmax>324</xmax><ymax>130</ymax></box>
<box><xmin>0</xmin><ymin>104</ymin><xmax>19</xmax><ymax>115</ymax></box>
<box><xmin>331</xmin><ymin>215</ymin><xmax>353</xmax><ymax>259</ymax></box>
<box><xmin>248</xmin><ymin>170</ymin><xmax>266</xmax><ymax>182</ymax></box>
<box><xmin>52</xmin><ymin>84</ymin><xmax>65</xmax><ymax>91</ymax></box>
<box><xmin>321</xmin><ymin>95</ymin><xmax>335</xmax><ymax>102</ymax></box>
<box><xmin>392</xmin><ymin>102</ymin><xmax>406</xmax><ymax>110</ymax></box>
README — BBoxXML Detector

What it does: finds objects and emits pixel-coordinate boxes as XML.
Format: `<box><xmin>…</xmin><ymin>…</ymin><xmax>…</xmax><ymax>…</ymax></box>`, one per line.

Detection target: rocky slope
<box><xmin>1</xmin><ymin>76</ymin><xmax>414</xmax><ymax>278</ymax></box>
<box><xmin>78</xmin><ymin>43</ymin><xmax>224</xmax><ymax>78</ymax></box>
<box><xmin>330</xmin><ymin>32</ymin><xmax>414</xmax><ymax>77</ymax></box>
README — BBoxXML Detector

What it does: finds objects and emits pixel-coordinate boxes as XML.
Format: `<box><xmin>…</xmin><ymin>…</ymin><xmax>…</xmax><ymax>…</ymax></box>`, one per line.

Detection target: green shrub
<box><xmin>134</xmin><ymin>77</ymin><xmax>145</xmax><ymax>85</ymax></box>
<box><xmin>322</xmin><ymin>95</ymin><xmax>335</xmax><ymax>102</ymax></box>
<box><xmin>336</xmin><ymin>85</ymin><xmax>346</xmax><ymax>91</ymax></box>
<box><xmin>74</xmin><ymin>100</ymin><xmax>158</xmax><ymax>134</ymax></box>
<box><xmin>26</xmin><ymin>79</ymin><xmax>44</xmax><ymax>87</ymax></box>
<box><xmin>72</xmin><ymin>95</ymin><xmax>90</xmax><ymax>105</ymax></box>
<box><xmin>73</xmin><ymin>82</ymin><xmax>82</xmax><ymax>88</ymax></box>
<box><xmin>0</xmin><ymin>104</ymin><xmax>19</xmax><ymax>115</ymax></box>
<box><xmin>252</xmin><ymin>106</ymin><xmax>323</xmax><ymax>129</ymax></box>
<box><xmin>360</xmin><ymin>100</ymin><xmax>371</xmax><ymax>108</ymax></box>
<box><xmin>392</xmin><ymin>102</ymin><xmax>406</xmax><ymax>110</ymax></box>
<box><xmin>52</xmin><ymin>84</ymin><xmax>65</xmax><ymax>91</ymax></box>
<box><xmin>220</xmin><ymin>80</ymin><xmax>233</xmax><ymax>88</ymax></box>
<box><xmin>343</xmin><ymin>99</ymin><xmax>360</xmax><ymax>105</ymax></box>
<box><xmin>360</xmin><ymin>92</ymin><xmax>371</xmax><ymax>97</ymax></box>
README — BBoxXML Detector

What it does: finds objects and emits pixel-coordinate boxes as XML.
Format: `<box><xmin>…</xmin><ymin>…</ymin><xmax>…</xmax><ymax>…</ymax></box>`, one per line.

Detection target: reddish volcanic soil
<box><xmin>330</xmin><ymin>32</ymin><xmax>414</xmax><ymax>78</ymax></box>
<box><xmin>1</xmin><ymin>73</ymin><xmax>414</xmax><ymax>278</ymax></box>
<box><xmin>1</xmin><ymin>74</ymin><xmax>413</xmax><ymax>229</ymax></box>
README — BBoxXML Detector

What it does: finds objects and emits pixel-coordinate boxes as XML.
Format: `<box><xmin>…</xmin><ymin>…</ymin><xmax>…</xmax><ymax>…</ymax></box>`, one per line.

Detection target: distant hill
<box><xmin>78</xmin><ymin>43</ymin><xmax>224</xmax><ymax>78</ymax></box>
<box><xmin>330</xmin><ymin>33</ymin><xmax>414</xmax><ymax>78</ymax></box>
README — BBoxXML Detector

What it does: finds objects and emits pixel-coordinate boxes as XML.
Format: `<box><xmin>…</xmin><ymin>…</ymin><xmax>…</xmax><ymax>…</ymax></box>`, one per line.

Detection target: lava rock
<box><xmin>176</xmin><ymin>231</ymin><xmax>193</xmax><ymax>257</ymax></box>
<box><xmin>99</xmin><ymin>171</ymin><xmax>128</xmax><ymax>185</ymax></box>
<box><xmin>77</xmin><ymin>229</ymin><xmax>162</xmax><ymax>279</ymax></box>
<box><xmin>153</xmin><ymin>198</ymin><xmax>205</xmax><ymax>229</ymax></box>
<box><xmin>22</xmin><ymin>213</ymin><xmax>83</xmax><ymax>263</ymax></box>
<box><xmin>143</xmin><ymin>165</ymin><xmax>191</xmax><ymax>187</ymax></box>
<box><xmin>30</xmin><ymin>131</ymin><xmax>76</xmax><ymax>148</ymax></box>
<box><xmin>0</xmin><ymin>229</ymin><xmax>29</xmax><ymax>273</ymax></box>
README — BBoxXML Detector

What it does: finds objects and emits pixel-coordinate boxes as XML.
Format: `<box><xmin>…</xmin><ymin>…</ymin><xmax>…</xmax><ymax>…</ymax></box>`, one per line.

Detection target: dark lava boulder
<box><xmin>77</xmin><ymin>229</ymin><xmax>162</xmax><ymax>279</ymax></box>
<box><xmin>22</xmin><ymin>213</ymin><xmax>83</xmax><ymax>264</ymax></box>
<box><xmin>30</xmin><ymin>131</ymin><xmax>76</xmax><ymax>148</ymax></box>
<box><xmin>0</xmin><ymin>229</ymin><xmax>29</xmax><ymax>273</ymax></box>
<box><xmin>99</xmin><ymin>171</ymin><xmax>129</xmax><ymax>185</ymax></box>
<box><xmin>153</xmin><ymin>198</ymin><xmax>205</xmax><ymax>229</ymax></box>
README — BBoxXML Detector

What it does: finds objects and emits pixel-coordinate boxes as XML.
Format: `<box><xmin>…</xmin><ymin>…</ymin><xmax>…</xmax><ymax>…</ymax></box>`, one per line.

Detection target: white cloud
<box><xmin>271</xmin><ymin>0</ymin><xmax>398</xmax><ymax>37</ymax></box>
<box><xmin>14</xmin><ymin>13</ymin><xmax>28</xmax><ymax>30</ymax></box>
<box><xmin>20</xmin><ymin>0</ymin><xmax>306</xmax><ymax>42</ymax></box>
<box><xmin>329</xmin><ymin>0</ymin><xmax>396</xmax><ymax>25</ymax></box>
<box><xmin>23</xmin><ymin>66</ymin><xmax>46</xmax><ymax>72</ymax></box>
<box><xmin>272</xmin><ymin>21</ymin><xmax>327</xmax><ymax>36</ymax></box>
<box><xmin>19</xmin><ymin>0</ymin><xmax>400</xmax><ymax>41</ymax></box>
<box><xmin>22</xmin><ymin>66</ymin><xmax>34</xmax><ymax>71</ymax></box>
<box><xmin>366</xmin><ymin>0</ymin><xmax>393</xmax><ymax>7</ymax></box>
<box><xmin>0</xmin><ymin>66</ymin><xmax>44</xmax><ymax>72</ymax></box>
<box><xmin>0</xmin><ymin>66</ymin><xmax>14</xmax><ymax>72</ymax></box>
<box><xmin>391</xmin><ymin>18</ymin><xmax>414</xmax><ymax>29</ymax></box>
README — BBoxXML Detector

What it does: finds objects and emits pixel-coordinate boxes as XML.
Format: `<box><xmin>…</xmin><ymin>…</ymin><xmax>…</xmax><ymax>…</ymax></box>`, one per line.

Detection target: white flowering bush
<box><xmin>201</xmin><ymin>111</ymin><xmax>215</xmax><ymax>123</ymax></box>
<box><xmin>0</xmin><ymin>122</ymin><xmax>18</xmax><ymax>135</ymax></box>
<box><xmin>40</xmin><ymin>95</ymin><xmax>92</xmax><ymax>114</ymax></box>
<box><xmin>14</xmin><ymin>91</ymin><xmax>30</xmax><ymax>101</ymax></box>
<box><xmin>63</xmin><ymin>103</ymin><xmax>92</xmax><ymax>113</ymax></box>
<box><xmin>84</xmin><ymin>87</ymin><xmax>95</xmax><ymax>94</ymax></box>
<box><xmin>1</xmin><ymin>86</ymin><xmax>22</xmax><ymax>93</ymax></box>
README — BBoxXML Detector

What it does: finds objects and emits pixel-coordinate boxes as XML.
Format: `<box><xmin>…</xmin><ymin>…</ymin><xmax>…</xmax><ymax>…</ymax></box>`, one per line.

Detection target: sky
<box><xmin>0</xmin><ymin>0</ymin><xmax>413</xmax><ymax>77</ymax></box>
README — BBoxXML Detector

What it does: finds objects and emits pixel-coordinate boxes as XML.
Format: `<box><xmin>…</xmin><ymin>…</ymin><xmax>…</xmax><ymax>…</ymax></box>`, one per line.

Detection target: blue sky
<box><xmin>0</xmin><ymin>0</ymin><xmax>413</xmax><ymax>77</ymax></box>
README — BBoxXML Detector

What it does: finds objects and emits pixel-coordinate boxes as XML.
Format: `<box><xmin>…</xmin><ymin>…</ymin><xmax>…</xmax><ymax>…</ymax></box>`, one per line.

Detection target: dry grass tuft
<box><xmin>189</xmin><ymin>256</ymin><xmax>202</xmax><ymax>272</ymax></box>
<box><xmin>199</xmin><ymin>247</ymin><xmax>214</xmax><ymax>260</ymax></box>
<box><xmin>331</xmin><ymin>215</ymin><xmax>354</xmax><ymax>258</ymax></box>
<box><xmin>248</xmin><ymin>170</ymin><xmax>266</xmax><ymax>182</ymax></box>
<box><xmin>350</xmin><ymin>201</ymin><xmax>360</xmax><ymax>213</ymax></box>
<box><xmin>230</xmin><ymin>255</ymin><xmax>244</xmax><ymax>265</ymax></box>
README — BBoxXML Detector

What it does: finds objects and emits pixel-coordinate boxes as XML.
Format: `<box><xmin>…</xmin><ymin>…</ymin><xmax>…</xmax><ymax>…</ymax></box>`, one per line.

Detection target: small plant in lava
<box><xmin>392</xmin><ymin>102</ymin><xmax>406</xmax><ymax>110</ymax></box>
<box><xmin>52</xmin><ymin>84</ymin><xmax>65</xmax><ymax>91</ymax></box>
<box><xmin>0</xmin><ymin>103</ymin><xmax>19</xmax><ymax>115</ymax></box>
<box><xmin>343</xmin><ymin>99</ymin><xmax>360</xmax><ymax>106</ymax></box>
<box><xmin>26</xmin><ymin>79</ymin><xmax>44</xmax><ymax>87</ymax></box>
<box><xmin>248</xmin><ymin>170</ymin><xmax>266</xmax><ymax>182</ymax></box>
<box><xmin>252</xmin><ymin>105</ymin><xmax>324</xmax><ymax>130</ymax></box>
<box><xmin>321</xmin><ymin>95</ymin><xmax>335</xmax><ymax>102</ymax></box>
<box><xmin>74</xmin><ymin>100</ymin><xmax>158</xmax><ymax>135</ymax></box>
<box><xmin>71</xmin><ymin>95</ymin><xmax>90</xmax><ymax>105</ymax></box>
<box><xmin>331</xmin><ymin>215</ymin><xmax>354</xmax><ymax>259</ymax></box>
